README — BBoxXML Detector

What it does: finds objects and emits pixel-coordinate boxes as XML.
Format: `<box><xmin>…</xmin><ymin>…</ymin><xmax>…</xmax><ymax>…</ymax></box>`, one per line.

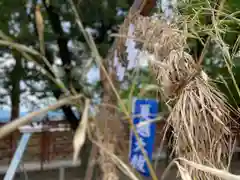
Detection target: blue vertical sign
<box><xmin>129</xmin><ymin>98</ymin><xmax>158</xmax><ymax>177</ymax></box>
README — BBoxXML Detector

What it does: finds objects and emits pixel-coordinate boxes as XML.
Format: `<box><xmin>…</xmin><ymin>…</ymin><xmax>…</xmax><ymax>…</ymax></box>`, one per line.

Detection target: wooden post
<box><xmin>83</xmin><ymin>145</ymin><xmax>98</xmax><ymax>180</ymax></box>
<box><xmin>46</xmin><ymin>131</ymin><xmax>51</xmax><ymax>161</ymax></box>
<box><xmin>40</xmin><ymin>132</ymin><xmax>44</xmax><ymax>170</ymax></box>
<box><xmin>59</xmin><ymin>167</ymin><xmax>65</xmax><ymax>180</ymax></box>
<box><xmin>132</xmin><ymin>0</ymin><xmax>157</xmax><ymax>16</ymax></box>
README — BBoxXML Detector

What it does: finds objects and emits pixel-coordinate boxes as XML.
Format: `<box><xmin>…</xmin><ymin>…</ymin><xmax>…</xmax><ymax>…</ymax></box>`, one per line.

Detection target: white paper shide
<box><xmin>114</xmin><ymin>23</ymin><xmax>141</xmax><ymax>81</ymax></box>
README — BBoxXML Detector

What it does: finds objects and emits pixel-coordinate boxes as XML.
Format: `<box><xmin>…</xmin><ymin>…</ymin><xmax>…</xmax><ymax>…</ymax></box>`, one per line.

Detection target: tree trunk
<box><xmin>9</xmin><ymin>50</ymin><xmax>23</xmax><ymax>157</ymax></box>
<box><xmin>10</xmin><ymin>51</ymin><xmax>22</xmax><ymax>120</ymax></box>
<box><xmin>32</xmin><ymin>1</ymin><xmax>81</xmax><ymax>131</ymax></box>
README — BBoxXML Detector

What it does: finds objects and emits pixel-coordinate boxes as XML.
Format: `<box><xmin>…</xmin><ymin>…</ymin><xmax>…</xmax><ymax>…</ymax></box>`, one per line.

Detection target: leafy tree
<box><xmin>177</xmin><ymin>0</ymin><xmax>240</xmax><ymax>107</ymax></box>
<box><xmin>0</xmin><ymin>0</ymin><xmax>132</xmax><ymax>130</ymax></box>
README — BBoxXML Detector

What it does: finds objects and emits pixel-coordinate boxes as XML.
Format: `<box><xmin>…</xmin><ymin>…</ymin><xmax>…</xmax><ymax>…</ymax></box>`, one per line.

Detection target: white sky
<box><xmin>0</xmin><ymin>54</ymin><xmax>100</xmax><ymax>112</ymax></box>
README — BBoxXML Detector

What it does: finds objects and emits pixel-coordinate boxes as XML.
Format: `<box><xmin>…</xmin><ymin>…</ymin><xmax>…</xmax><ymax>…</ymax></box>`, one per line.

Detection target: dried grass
<box><xmin>131</xmin><ymin>15</ymin><xmax>234</xmax><ymax>179</ymax></box>
<box><xmin>73</xmin><ymin>98</ymin><xmax>90</xmax><ymax>163</ymax></box>
<box><xmin>168</xmin><ymin>78</ymin><xmax>232</xmax><ymax>179</ymax></box>
<box><xmin>98</xmin><ymin>137</ymin><xmax>119</xmax><ymax>180</ymax></box>
<box><xmin>69</xmin><ymin>1</ymin><xmax>158</xmax><ymax>179</ymax></box>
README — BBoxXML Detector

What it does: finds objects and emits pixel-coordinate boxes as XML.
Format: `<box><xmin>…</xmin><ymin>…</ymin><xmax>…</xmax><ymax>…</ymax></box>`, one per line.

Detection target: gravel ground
<box><xmin>1</xmin><ymin>158</ymin><xmax>240</xmax><ymax>180</ymax></box>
